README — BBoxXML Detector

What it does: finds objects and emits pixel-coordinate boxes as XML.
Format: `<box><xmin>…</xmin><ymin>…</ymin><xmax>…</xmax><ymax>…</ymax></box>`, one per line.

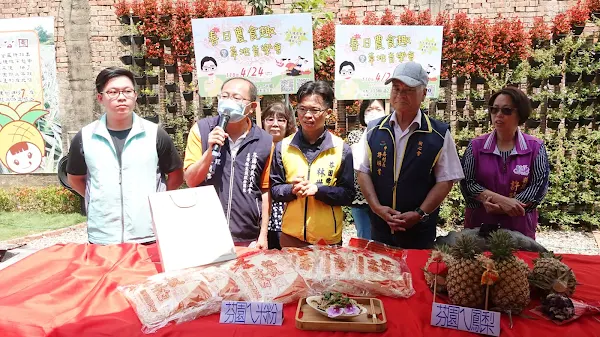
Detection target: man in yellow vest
<box><xmin>270</xmin><ymin>81</ymin><xmax>354</xmax><ymax>247</ymax></box>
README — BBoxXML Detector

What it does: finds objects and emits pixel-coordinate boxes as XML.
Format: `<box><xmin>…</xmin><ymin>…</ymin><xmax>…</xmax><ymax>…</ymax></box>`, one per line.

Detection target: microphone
<box><xmin>208</xmin><ymin>109</ymin><xmax>232</xmax><ymax>178</ymax></box>
<box><xmin>211</xmin><ymin>108</ymin><xmax>232</xmax><ymax>156</ymax></box>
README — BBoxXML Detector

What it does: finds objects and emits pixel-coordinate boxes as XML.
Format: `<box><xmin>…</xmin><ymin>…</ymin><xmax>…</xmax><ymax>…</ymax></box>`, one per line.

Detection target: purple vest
<box><xmin>465</xmin><ymin>130</ymin><xmax>543</xmax><ymax>239</ymax></box>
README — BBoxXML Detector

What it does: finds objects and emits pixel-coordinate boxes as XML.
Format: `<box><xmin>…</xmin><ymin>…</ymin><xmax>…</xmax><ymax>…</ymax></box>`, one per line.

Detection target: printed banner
<box><xmin>334</xmin><ymin>25</ymin><xmax>443</xmax><ymax>100</ymax></box>
<box><xmin>0</xmin><ymin>17</ymin><xmax>61</xmax><ymax>174</ymax></box>
<box><xmin>192</xmin><ymin>13</ymin><xmax>314</xmax><ymax>96</ymax></box>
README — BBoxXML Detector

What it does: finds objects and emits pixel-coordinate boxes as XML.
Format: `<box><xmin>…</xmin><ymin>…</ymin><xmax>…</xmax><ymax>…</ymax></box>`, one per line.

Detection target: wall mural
<box><xmin>0</xmin><ymin>16</ymin><xmax>61</xmax><ymax>174</ymax></box>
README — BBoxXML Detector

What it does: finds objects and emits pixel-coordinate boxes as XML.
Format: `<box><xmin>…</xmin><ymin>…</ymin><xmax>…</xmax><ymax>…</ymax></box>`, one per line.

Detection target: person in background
<box><xmin>345</xmin><ymin>99</ymin><xmax>387</xmax><ymax>240</ymax></box>
<box><xmin>357</xmin><ymin>61</ymin><xmax>464</xmax><ymax>249</ymax></box>
<box><xmin>460</xmin><ymin>86</ymin><xmax>549</xmax><ymax>239</ymax></box>
<box><xmin>67</xmin><ymin>67</ymin><xmax>183</xmax><ymax>245</ymax></box>
<box><xmin>261</xmin><ymin>102</ymin><xmax>296</xmax><ymax>249</ymax></box>
<box><xmin>183</xmin><ymin>77</ymin><xmax>273</xmax><ymax>249</ymax></box>
<box><xmin>271</xmin><ymin>81</ymin><xmax>354</xmax><ymax>247</ymax></box>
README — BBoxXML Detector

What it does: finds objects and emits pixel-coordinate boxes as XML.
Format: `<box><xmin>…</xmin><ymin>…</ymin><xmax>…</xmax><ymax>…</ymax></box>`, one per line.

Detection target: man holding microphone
<box><xmin>184</xmin><ymin>77</ymin><xmax>273</xmax><ymax>249</ymax></box>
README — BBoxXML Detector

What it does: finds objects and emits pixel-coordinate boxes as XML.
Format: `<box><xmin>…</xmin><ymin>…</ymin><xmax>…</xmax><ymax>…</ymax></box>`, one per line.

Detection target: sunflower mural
<box><xmin>0</xmin><ymin>101</ymin><xmax>48</xmax><ymax>173</ymax></box>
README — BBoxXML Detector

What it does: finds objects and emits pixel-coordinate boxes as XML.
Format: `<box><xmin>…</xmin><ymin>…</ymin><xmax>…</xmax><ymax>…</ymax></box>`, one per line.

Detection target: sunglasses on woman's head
<box><xmin>488</xmin><ymin>107</ymin><xmax>516</xmax><ymax>115</ymax></box>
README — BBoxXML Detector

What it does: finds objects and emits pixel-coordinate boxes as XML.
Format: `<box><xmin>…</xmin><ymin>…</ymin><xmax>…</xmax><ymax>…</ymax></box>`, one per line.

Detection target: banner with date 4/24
<box><xmin>192</xmin><ymin>13</ymin><xmax>315</xmax><ymax>96</ymax></box>
<box><xmin>334</xmin><ymin>25</ymin><xmax>443</xmax><ymax>100</ymax></box>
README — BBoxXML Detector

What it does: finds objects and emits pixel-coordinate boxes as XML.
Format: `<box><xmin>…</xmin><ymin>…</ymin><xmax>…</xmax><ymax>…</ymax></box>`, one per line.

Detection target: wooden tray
<box><xmin>295</xmin><ymin>297</ymin><xmax>387</xmax><ymax>332</ymax></box>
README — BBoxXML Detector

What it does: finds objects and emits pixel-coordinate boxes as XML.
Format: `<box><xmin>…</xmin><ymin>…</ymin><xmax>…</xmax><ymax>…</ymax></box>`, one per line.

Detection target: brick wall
<box><xmin>0</xmin><ymin>0</ymin><xmax>578</xmax><ymax>137</ymax></box>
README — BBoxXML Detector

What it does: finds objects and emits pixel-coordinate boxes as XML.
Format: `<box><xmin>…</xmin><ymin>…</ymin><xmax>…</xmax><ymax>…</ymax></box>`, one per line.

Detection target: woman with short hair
<box><xmin>460</xmin><ymin>86</ymin><xmax>550</xmax><ymax>239</ymax></box>
<box><xmin>261</xmin><ymin>102</ymin><xmax>296</xmax><ymax>249</ymax></box>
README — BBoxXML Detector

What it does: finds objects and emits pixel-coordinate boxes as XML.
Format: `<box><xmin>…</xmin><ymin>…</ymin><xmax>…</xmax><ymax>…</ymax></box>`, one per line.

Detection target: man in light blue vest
<box><xmin>67</xmin><ymin>67</ymin><xmax>183</xmax><ymax>245</ymax></box>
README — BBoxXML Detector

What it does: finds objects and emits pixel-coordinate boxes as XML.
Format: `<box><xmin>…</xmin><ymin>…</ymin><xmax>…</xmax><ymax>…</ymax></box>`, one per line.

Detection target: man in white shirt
<box><xmin>356</xmin><ymin>61</ymin><xmax>464</xmax><ymax>249</ymax></box>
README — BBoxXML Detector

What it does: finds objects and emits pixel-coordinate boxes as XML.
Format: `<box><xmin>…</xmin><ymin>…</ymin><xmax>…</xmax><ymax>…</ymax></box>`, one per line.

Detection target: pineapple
<box><xmin>445</xmin><ymin>235</ymin><xmax>485</xmax><ymax>308</ymax></box>
<box><xmin>529</xmin><ymin>252</ymin><xmax>577</xmax><ymax>297</ymax></box>
<box><xmin>0</xmin><ymin>101</ymin><xmax>48</xmax><ymax>173</ymax></box>
<box><xmin>489</xmin><ymin>231</ymin><xmax>531</xmax><ymax>313</ymax></box>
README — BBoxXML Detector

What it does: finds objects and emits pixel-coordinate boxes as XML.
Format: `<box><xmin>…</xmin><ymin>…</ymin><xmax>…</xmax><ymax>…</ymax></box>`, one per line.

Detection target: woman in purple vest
<box><xmin>460</xmin><ymin>86</ymin><xmax>550</xmax><ymax>239</ymax></box>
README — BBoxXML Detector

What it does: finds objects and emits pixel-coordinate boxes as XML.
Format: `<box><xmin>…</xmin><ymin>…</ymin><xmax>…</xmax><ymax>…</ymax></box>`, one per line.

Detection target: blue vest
<box><xmin>197</xmin><ymin>116</ymin><xmax>273</xmax><ymax>242</ymax></box>
<box><xmin>366</xmin><ymin>113</ymin><xmax>448</xmax><ymax>248</ymax></box>
<box><xmin>81</xmin><ymin>113</ymin><xmax>160</xmax><ymax>244</ymax></box>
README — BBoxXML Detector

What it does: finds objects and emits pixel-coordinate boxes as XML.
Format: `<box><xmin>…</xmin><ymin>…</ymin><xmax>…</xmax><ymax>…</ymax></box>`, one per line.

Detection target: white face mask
<box><xmin>217</xmin><ymin>99</ymin><xmax>249</xmax><ymax>123</ymax></box>
<box><xmin>364</xmin><ymin>111</ymin><xmax>386</xmax><ymax>125</ymax></box>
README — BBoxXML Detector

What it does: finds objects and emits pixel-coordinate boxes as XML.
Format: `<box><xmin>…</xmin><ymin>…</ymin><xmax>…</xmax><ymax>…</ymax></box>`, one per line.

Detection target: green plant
<box><xmin>530</xmin><ymin>63</ymin><xmax>561</xmax><ymax>79</ymax></box>
<box><xmin>291</xmin><ymin>0</ymin><xmax>334</xmax><ymax>28</ymax></box>
<box><xmin>557</xmin><ymin>35</ymin><xmax>586</xmax><ymax>56</ymax></box>
<box><xmin>566</xmin><ymin>56</ymin><xmax>584</xmax><ymax>74</ymax></box>
<box><xmin>0</xmin><ymin>191</ymin><xmax>15</xmax><ymax>211</ymax></box>
<box><xmin>475</xmin><ymin>110</ymin><xmax>488</xmax><ymax>120</ymax></box>
<box><xmin>456</xmin><ymin>91</ymin><xmax>468</xmax><ymax>100</ymax></box>
<box><xmin>123</xmin><ymin>23</ymin><xmax>141</xmax><ymax>35</ymax></box>
<box><xmin>485</xmin><ymin>72</ymin><xmax>510</xmax><ymax>92</ymax></box>
<box><xmin>314</xmin><ymin>46</ymin><xmax>334</xmax><ymax>70</ymax></box>
<box><xmin>510</xmin><ymin>61</ymin><xmax>531</xmax><ymax>83</ymax></box>
<box><xmin>547</xmin><ymin>107</ymin><xmax>564</xmax><ymax>119</ymax></box>
<box><xmin>247</xmin><ymin>0</ymin><xmax>273</xmax><ymax>15</ymax></box>
<box><xmin>130</xmin><ymin>65</ymin><xmax>144</xmax><ymax>75</ymax></box>
<box><xmin>470</xmin><ymin>91</ymin><xmax>484</xmax><ymax>100</ymax></box>
<box><xmin>145</xmin><ymin>68</ymin><xmax>157</xmax><ymax>76</ymax></box>
<box><xmin>141</xmin><ymin>88</ymin><xmax>156</xmax><ymax>95</ymax></box>
<box><xmin>184</xmin><ymin>82</ymin><xmax>196</xmax><ymax>92</ymax></box>
<box><xmin>0</xmin><ymin>186</ymin><xmax>81</xmax><ymax>214</ymax></box>
<box><xmin>202</xmin><ymin>97</ymin><xmax>214</xmax><ymax>109</ymax></box>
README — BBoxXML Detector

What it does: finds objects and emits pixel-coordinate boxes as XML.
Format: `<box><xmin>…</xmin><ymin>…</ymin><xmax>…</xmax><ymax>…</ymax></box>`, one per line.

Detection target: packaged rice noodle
<box><xmin>223</xmin><ymin>249</ymin><xmax>309</xmax><ymax>303</ymax></box>
<box><xmin>119</xmin><ymin>266</ymin><xmax>241</xmax><ymax>333</ymax></box>
<box><xmin>282</xmin><ymin>238</ymin><xmax>415</xmax><ymax>298</ymax></box>
<box><xmin>120</xmin><ymin>239</ymin><xmax>414</xmax><ymax>333</ymax></box>
<box><xmin>119</xmin><ymin>250</ymin><xmax>309</xmax><ymax>333</ymax></box>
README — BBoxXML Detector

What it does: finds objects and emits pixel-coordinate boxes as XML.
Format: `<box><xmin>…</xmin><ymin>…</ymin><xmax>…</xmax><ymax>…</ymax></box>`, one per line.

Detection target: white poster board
<box><xmin>335</xmin><ymin>25</ymin><xmax>443</xmax><ymax>100</ymax></box>
<box><xmin>192</xmin><ymin>13</ymin><xmax>314</xmax><ymax>96</ymax></box>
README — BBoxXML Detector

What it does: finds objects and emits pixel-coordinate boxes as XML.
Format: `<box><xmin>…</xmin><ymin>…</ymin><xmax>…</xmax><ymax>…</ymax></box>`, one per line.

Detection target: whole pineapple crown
<box><xmin>535</xmin><ymin>251</ymin><xmax>563</xmax><ymax>262</ymax></box>
<box><xmin>450</xmin><ymin>234</ymin><xmax>482</xmax><ymax>259</ymax></box>
<box><xmin>489</xmin><ymin>230</ymin><xmax>517</xmax><ymax>261</ymax></box>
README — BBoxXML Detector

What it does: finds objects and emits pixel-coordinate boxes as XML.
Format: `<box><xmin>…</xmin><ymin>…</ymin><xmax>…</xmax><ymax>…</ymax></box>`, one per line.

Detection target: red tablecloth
<box><xmin>0</xmin><ymin>243</ymin><xmax>598</xmax><ymax>337</ymax></box>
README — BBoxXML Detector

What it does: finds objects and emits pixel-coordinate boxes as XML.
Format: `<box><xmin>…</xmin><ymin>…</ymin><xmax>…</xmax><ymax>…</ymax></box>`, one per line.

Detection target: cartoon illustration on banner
<box><xmin>335</xmin><ymin>25</ymin><xmax>443</xmax><ymax>100</ymax></box>
<box><xmin>192</xmin><ymin>13</ymin><xmax>315</xmax><ymax>96</ymax></box>
<box><xmin>0</xmin><ymin>17</ymin><xmax>61</xmax><ymax>174</ymax></box>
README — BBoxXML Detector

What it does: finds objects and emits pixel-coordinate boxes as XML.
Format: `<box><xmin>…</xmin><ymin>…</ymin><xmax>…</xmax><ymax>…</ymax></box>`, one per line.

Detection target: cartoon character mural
<box><xmin>200</xmin><ymin>56</ymin><xmax>223</xmax><ymax>97</ymax></box>
<box><xmin>276</xmin><ymin>56</ymin><xmax>311</xmax><ymax>76</ymax></box>
<box><xmin>276</xmin><ymin>57</ymin><xmax>296</xmax><ymax>75</ymax></box>
<box><xmin>338</xmin><ymin>60</ymin><xmax>359</xmax><ymax>98</ymax></box>
<box><xmin>0</xmin><ymin>101</ymin><xmax>48</xmax><ymax>174</ymax></box>
<box><xmin>425</xmin><ymin>64</ymin><xmax>438</xmax><ymax>82</ymax></box>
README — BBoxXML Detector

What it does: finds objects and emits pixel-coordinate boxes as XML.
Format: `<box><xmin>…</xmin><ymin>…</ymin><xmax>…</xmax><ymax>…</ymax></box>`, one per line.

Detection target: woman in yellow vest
<box><xmin>270</xmin><ymin>81</ymin><xmax>355</xmax><ymax>247</ymax></box>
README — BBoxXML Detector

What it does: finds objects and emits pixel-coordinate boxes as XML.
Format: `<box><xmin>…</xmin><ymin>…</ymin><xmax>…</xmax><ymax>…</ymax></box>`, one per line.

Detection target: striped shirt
<box><xmin>461</xmin><ymin>142</ymin><xmax>548</xmax><ymax>212</ymax></box>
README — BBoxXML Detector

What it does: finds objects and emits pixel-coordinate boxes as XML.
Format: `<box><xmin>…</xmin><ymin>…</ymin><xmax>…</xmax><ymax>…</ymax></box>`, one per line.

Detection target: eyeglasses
<box><xmin>264</xmin><ymin>117</ymin><xmax>287</xmax><ymax>125</ymax></box>
<box><xmin>489</xmin><ymin>106</ymin><xmax>516</xmax><ymax>115</ymax></box>
<box><xmin>218</xmin><ymin>92</ymin><xmax>251</xmax><ymax>103</ymax></box>
<box><xmin>102</xmin><ymin>89</ymin><xmax>136</xmax><ymax>100</ymax></box>
<box><xmin>297</xmin><ymin>106</ymin><xmax>326</xmax><ymax>115</ymax></box>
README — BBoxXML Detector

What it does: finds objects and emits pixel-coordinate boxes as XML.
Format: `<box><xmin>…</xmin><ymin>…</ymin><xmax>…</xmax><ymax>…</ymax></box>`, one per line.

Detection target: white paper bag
<box><xmin>148</xmin><ymin>186</ymin><xmax>237</xmax><ymax>272</ymax></box>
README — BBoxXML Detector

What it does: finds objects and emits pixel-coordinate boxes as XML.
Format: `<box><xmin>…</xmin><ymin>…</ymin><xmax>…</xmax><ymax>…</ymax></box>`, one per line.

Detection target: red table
<box><xmin>0</xmin><ymin>243</ymin><xmax>598</xmax><ymax>337</ymax></box>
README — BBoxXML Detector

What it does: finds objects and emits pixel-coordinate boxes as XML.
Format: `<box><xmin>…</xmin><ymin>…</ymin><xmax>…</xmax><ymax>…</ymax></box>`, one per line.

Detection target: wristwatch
<box><xmin>415</xmin><ymin>207</ymin><xmax>430</xmax><ymax>222</ymax></box>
